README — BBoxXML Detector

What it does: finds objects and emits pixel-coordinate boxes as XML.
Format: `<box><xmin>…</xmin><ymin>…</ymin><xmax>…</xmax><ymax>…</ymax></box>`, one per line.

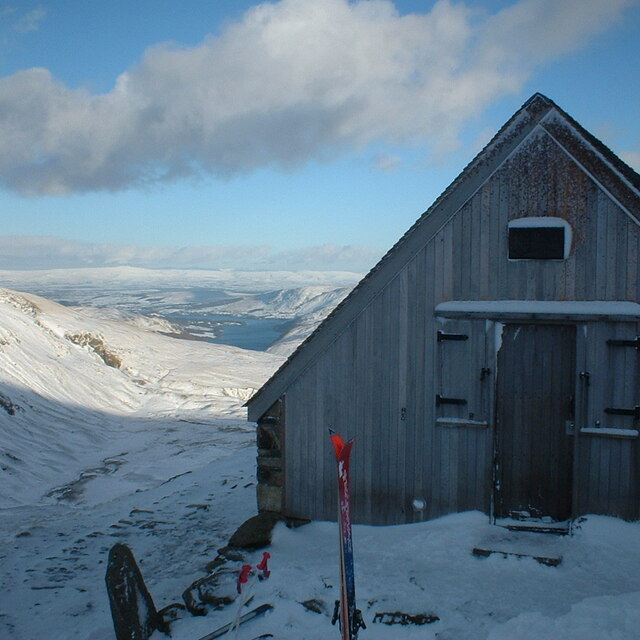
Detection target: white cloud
<box><xmin>13</xmin><ymin>6</ymin><xmax>46</xmax><ymax>33</ymax></box>
<box><xmin>0</xmin><ymin>0</ymin><xmax>635</xmax><ymax>195</ymax></box>
<box><xmin>0</xmin><ymin>236</ymin><xmax>383</xmax><ymax>272</ymax></box>
<box><xmin>373</xmin><ymin>153</ymin><xmax>402</xmax><ymax>171</ymax></box>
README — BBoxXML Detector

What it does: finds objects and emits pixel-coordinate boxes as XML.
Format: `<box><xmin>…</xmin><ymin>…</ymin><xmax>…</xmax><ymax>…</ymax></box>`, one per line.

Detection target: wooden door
<box><xmin>494</xmin><ymin>324</ymin><xmax>576</xmax><ymax>521</ymax></box>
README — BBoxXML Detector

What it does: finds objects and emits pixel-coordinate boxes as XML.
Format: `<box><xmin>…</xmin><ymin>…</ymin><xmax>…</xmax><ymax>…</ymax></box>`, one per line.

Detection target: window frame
<box><xmin>508</xmin><ymin>217</ymin><xmax>572</xmax><ymax>261</ymax></box>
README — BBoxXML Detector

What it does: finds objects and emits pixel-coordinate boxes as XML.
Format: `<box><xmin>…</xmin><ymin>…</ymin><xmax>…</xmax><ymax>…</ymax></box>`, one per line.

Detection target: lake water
<box><xmin>162</xmin><ymin>313</ymin><xmax>295</xmax><ymax>351</ymax></box>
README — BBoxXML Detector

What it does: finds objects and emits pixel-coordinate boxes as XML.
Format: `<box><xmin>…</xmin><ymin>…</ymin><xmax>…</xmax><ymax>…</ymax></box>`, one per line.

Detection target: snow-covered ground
<box><xmin>1</xmin><ymin>281</ymin><xmax>640</xmax><ymax>640</ymax></box>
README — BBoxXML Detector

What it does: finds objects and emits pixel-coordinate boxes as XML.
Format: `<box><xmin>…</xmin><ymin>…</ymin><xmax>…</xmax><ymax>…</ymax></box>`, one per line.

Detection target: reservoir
<box><xmin>162</xmin><ymin>313</ymin><xmax>294</xmax><ymax>351</ymax></box>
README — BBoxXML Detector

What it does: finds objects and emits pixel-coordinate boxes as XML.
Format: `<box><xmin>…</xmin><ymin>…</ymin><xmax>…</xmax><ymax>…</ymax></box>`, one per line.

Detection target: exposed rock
<box><xmin>204</xmin><ymin>556</ymin><xmax>228</xmax><ymax>573</ymax></box>
<box><xmin>283</xmin><ymin>516</ymin><xmax>311</xmax><ymax>529</ymax></box>
<box><xmin>196</xmin><ymin>566</ymin><xmax>239</xmax><ymax>608</ymax></box>
<box><xmin>179</xmin><ymin>513</ymin><xmax>281</xmax><ymax>619</ymax></box>
<box><xmin>300</xmin><ymin>598</ymin><xmax>328</xmax><ymax>615</ymax></box>
<box><xmin>217</xmin><ymin>548</ymin><xmax>246</xmax><ymax>562</ymax></box>
<box><xmin>65</xmin><ymin>331</ymin><xmax>122</xmax><ymax>368</ymax></box>
<box><xmin>373</xmin><ymin>611</ymin><xmax>440</xmax><ymax>626</ymax></box>
<box><xmin>0</xmin><ymin>392</ymin><xmax>23</xmax><ymax>416</ymax></box>
<box><xmin>157</xmin><ymin>602</ymin><xmax>186</xmax><ymax>625</ymax></box>
<box><xmin>105</xmin><ymin>543</ymin><xmax>170</xmax><ymax>639</ymax></box>
<box><xmin>182</xmin><ymin>584</ymin><xmax>208</xmax><ymax>617</ymax></box>
<box><xmin>182</xmin><ymin>556</ymin><xmax>244</xmax><ymax>615</ymax></box>
<box><xmin>227</xmin><ymin>511</ymin><xmax>280</xmax><ymax>550</ymax></box>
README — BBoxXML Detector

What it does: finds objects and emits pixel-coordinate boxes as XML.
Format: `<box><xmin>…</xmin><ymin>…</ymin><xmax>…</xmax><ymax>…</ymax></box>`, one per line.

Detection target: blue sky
<box><xmin>0</xmin><ymin>0</ymin><xmax>638</xmax><ymax>272</ymax></box>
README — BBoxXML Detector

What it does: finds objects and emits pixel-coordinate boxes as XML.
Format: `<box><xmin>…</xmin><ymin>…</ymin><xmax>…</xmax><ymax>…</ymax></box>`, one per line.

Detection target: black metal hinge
<box><xmin>604</xmin><ymin>406</ymin><xmax>640</xmax><ymax>420</ymax></box>
<box><xmin>437</xmin><ymin>331</ymin><xmax>468</xmax><ymax>342</ymax></box>
<box><xmin>436</xmin><ymin>394</ymin><xmax>467</xmax><ymax>406</ymax></box>
<box><xmin>606</xmin><ymin>337</ymin><xmax>640</xmax><ymax>350</ymax></box>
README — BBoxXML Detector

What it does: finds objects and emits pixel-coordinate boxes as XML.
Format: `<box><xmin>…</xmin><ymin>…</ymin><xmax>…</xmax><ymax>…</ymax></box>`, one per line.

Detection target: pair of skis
<box><xmin>330</xmin><ymin>430</ymin><xmax>366</xmax><ymax>640</ymax></box>
<box><xmin>195</xmin><ymin>604</ymin><xmax>273</xmax><ymax>640</ymax></box>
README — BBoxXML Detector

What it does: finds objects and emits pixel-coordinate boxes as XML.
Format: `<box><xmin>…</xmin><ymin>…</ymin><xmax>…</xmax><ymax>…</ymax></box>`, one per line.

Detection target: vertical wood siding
<box><xmin>574</xmin><ymin>321</ymin><xmax>640</xmax><ymax>519</ymax></box>
<box><xmin>282</xmin><ymin>127</ymin><xmax>640</xmax><ymax>524</ymax></box>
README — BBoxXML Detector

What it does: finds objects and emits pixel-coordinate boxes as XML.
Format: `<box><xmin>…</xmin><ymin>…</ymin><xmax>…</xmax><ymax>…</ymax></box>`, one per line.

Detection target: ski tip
<box><xmin>329</xmin><ymin>431</ymin><xmax>355</xmax><ymax>460</ymax></box>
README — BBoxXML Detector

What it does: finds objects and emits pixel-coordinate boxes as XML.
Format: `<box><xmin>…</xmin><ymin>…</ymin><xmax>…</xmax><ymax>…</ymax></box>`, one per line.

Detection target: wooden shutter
<box><xmin>435</xmin><ymin>318</ymin><xmax>491</xmax><ymax>426</ymax></box>
<box><xmin>584</xmin><ymin>321</ymin><xmax>639</xmax><ymax>432</ymax></box>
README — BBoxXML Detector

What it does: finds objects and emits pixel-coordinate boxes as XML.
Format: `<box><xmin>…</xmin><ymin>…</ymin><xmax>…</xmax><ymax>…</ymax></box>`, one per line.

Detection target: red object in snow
<box><xmin>257</xmin><ymin>552</ymin><xmax>271</xmax><ymax>578</ymax></box>
<box><xmin>237</xmin><ymin>564</ymin><xmax>253</xmax><ymax>594</ymax></box>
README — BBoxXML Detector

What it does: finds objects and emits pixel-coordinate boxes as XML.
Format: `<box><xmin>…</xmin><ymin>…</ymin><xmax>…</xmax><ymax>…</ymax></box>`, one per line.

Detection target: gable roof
<box><xmin>247</xmin><ymin>93</ymin><xmax>640</xmax><ymax>421</ymax></box>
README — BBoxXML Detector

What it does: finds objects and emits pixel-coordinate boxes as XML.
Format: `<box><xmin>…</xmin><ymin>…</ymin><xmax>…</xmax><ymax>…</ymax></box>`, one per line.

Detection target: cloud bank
<box><xmin>0</xmin><ymin>235</ymin><xmax>383</xmax><ymax>272</ymax></box>
<box><xmin>0</xmin><ymin>0</ymin><xmax>635</xmax><ymax>195</ymax></box>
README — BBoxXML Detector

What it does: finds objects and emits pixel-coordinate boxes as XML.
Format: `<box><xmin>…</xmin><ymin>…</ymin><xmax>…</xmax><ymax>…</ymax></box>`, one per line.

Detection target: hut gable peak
<box><xmin>247</xmin><ymin>93</ymin><xmax>640</xmax><ymax>422</ymax></box>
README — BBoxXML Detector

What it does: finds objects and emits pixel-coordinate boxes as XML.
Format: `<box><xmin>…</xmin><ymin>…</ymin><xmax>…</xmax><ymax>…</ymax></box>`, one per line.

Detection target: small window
<box><xmin>508</xmin><ymin>217</ymin><xmax>571</xmax><ymax>260</ymax></box>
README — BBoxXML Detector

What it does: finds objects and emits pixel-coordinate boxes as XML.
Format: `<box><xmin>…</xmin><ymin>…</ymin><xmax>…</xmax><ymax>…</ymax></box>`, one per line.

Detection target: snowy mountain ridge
<box><xmin>0</xmin><ymin>265</ymin><xmax>362</xmax><ymax>293</ymax></box>
<box><xmin>0</xmin><ymin>286</ymin><xmax>284</xmax><ymax>507</ymax></box>
<box><xmin>214</xmin><ymin>284</ymin><xmax>352</xmax><ymax>319</ymax></box>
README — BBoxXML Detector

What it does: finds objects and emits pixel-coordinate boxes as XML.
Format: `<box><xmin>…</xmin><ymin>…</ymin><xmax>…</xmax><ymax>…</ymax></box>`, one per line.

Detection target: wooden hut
<box><xmin>247</xmin><ymin>93</ymin><xmax>640</xmax><ymax>527</ymax></box>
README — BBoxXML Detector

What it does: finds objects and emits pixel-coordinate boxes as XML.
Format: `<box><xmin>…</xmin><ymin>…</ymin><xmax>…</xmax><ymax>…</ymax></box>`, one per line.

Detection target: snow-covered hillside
<box><xmin>215</xmin><ymin>285</ymin><xmax>352</xmax><ymax>356</ymax></box>
<box><xmin>214</xmin><ymin>285</ymin><xmax>351</xmax><ymax>319</ymax></box>
<box><xmin>0</xmin><ymin>287</ymin><xmax>284</xmax><ymax>507</ymax></box>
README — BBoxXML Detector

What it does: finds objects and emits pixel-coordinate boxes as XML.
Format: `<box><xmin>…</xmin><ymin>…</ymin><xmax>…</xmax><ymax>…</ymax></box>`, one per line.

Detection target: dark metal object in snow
<box><xmin>372</xmin><ymin>611</ymin><xmax>440</xmax><ymax>626</ymax></box>
<box><xmin>105</xmin><ymin>543</ymin><xmax>170</xmax><ymax>640</ymax></box>
<box><xmin>195</xmin><ymin>603</ymin><xmax>273</xmax><ymax>640</ymax></box>
<box><xmin>473</xmin><ymin>545</ymin><xmax>562</xmax><ymax>567</ymax></box>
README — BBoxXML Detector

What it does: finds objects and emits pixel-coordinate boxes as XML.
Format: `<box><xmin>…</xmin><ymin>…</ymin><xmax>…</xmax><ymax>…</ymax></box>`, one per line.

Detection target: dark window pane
<box><xmin>509</xmin><ymin>227</ymin><xmax>565</xmax><ymax>259</ymax></box>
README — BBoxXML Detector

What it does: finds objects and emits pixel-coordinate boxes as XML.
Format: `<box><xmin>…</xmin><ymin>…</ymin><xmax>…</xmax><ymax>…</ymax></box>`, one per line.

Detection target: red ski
<box><xmin>329</xmin><ymin>430</ymin><xmax>365</xmax><ymax>640</ymax></box>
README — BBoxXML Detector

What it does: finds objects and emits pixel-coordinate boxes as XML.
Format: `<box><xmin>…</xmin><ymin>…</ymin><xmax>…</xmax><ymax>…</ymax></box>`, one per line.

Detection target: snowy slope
<box><xmin>213</xmin><ymin>285</ymin><xmax>352</xmax><ymax>319</ymax></box>
<box><xmin>0</xmin><ymin>287</ymin><xmax>284</xmax><ymax>507</ymax></box>
<box><xmin>225</xmin><ymin>285</ymin><xmax>353</xmax><ymax>356</ymax></box>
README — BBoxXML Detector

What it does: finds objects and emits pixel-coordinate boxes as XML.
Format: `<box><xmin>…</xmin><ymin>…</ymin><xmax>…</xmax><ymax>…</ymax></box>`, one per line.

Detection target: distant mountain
<box><xmin>0</xmin><ymin>266</ymin><xmax>359</xmax><ymax>353</ymax></box>
<box><xmin>214</xmin><ymin>285</ymin><xmax>351</xmax><ymax>318</ymax></box>
<box><xmin>0</xmin><ymin>266</ymin><xmax>362</xmax><ymax>294</ymax></box>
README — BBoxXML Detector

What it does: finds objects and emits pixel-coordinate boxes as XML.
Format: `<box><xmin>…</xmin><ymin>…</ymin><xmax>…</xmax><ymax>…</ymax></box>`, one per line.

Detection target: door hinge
<box><xmin>437</xmin><ymin>331</ymin><xmax>468</xmax><ymax>342</ymax></box>
<box><xmin>604</xmin><ymin>406</ymin><xmax>640</xmax><ymax>420</ymax></box>
<box><xmin>606</xmin><ymin>337</ymin><xmax>640</xmax><ymax>350</ymax></box>
<box><xmin>436</xmin><ymin>394</ymin><xmax>467</xmax><ymax>406</ymax></box>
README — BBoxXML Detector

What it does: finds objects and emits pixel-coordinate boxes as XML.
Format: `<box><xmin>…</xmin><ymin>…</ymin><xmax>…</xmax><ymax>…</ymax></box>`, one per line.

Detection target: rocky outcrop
<box><xmin>65</xmin><ymin>331</ymin><xmax>122</xmax><ymax>368</ymax></box>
